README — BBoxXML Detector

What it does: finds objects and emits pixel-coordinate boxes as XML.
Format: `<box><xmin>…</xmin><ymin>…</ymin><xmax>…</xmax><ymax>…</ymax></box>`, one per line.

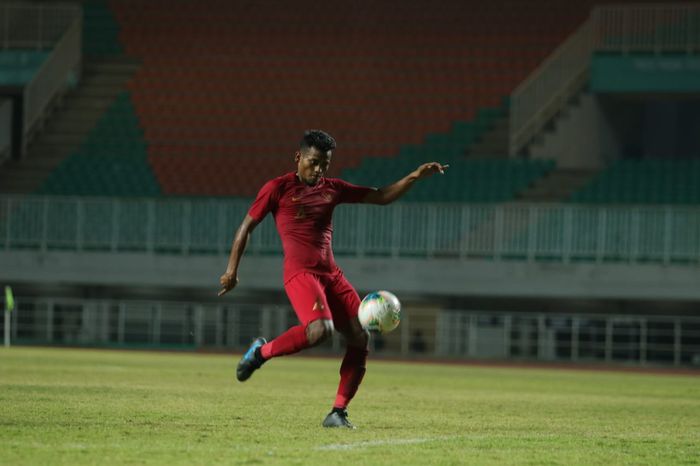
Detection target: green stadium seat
<box><xmin>571</xmin><ymin>158</ymin><xmax>700</xmax><ymax>205</ymax></box>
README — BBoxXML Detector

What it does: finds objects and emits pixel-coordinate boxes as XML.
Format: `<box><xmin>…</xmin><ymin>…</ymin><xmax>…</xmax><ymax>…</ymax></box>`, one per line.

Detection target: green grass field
<box><xmin>1</xmin><ymin>347</ymin><xmax>699</xmax><ymax>465</ymax></box>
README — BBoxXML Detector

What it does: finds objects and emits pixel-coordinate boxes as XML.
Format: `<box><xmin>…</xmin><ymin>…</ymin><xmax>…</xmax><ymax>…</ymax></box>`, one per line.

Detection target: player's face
<box><xmin>295</xmin><ymin>147</ymin><xmax>331</xmax><ymax>186</ymax></box>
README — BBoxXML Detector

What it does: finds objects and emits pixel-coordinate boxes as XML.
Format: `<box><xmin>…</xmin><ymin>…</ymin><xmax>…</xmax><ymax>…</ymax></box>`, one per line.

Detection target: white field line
<box><xmin>316</xmin><ymin>435</ymin><xmax>461</xmax><ymax>451</ymax></box>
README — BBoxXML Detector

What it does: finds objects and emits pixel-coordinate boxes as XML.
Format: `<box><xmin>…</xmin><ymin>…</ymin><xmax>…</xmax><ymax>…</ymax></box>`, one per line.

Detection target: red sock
<box><xmin>333</xmin><ymin>346</ymin><xmax>368</xmax><ymax>409</ymax></box>
<box><xmin>260</xmin><ymin>325</ymin><xmax>309</xmax><ymax>360</ymax></box>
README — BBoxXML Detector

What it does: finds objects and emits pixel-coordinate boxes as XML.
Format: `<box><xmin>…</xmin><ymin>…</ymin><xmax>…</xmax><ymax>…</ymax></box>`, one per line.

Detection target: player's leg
<box><xmin>236</xmin><ymin>273</ymin><xmax>333</xmax><ymax>382</ymax></box>
<box><xmin>262</xmin><ymin>272</ymin><xmax>335</xmax><ymax>357</ymax></box>
<box><xmin>322</xmin><ymin>270</ymin><xmax>369</xmax><ymax>428</ymax></box>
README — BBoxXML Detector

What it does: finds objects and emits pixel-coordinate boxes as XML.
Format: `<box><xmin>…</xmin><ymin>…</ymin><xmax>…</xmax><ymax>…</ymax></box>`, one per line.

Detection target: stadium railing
<box><xmin>510</xmin><ymin>3</ymin><xmax>700</xmax><ymax>156</ymax></box>
<box><xmin>4</xmin><ymin>295</ymin><xmax>700</xmax><ymax>367</ymax></box>
<box><xmin>2</xmin><ymin>195</ymin><xmax>700</xmax><ymax>265</ymax></box>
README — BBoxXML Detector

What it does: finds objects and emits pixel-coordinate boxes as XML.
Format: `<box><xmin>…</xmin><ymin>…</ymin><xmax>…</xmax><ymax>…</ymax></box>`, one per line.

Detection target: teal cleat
<box><xmin>236</xmin><ymin>337</ymin><xmax>267</xmax><ymax>382</ymax></box>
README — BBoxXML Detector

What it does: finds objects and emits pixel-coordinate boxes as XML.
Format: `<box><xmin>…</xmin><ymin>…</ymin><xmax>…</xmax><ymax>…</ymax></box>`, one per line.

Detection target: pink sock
<box><xmin>333</xmin><ymin>346</ymin><xmax>368</xmax><ymax>409</ymax></box>
<box><xmin>260</xmin><ymin>325</ymin><xmax>309</xmax><ymax>360</ymax></box>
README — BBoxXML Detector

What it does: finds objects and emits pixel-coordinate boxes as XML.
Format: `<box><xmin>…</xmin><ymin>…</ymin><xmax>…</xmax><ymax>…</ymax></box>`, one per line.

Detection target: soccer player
<box><xmin>218</xmin><ymin>129</ymin><xmax>447</xmax><ymax>428</ymax></box>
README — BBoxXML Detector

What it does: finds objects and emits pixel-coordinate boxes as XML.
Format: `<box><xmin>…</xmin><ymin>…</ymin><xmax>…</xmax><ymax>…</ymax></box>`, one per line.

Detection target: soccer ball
<box><xmin>358</xmin><ymin>290</ymin><xmax>401</xmax><ymax>334</ymax></box>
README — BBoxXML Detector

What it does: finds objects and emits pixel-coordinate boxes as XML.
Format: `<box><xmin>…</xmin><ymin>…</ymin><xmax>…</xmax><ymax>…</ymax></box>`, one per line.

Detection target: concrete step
<box><xmin>73</xmin><ymin>86</ymin><xmax>126</xmax><ymax>99</ymax></box>
<box><xmin>517</xmin><ymin>169</ymin><xmax>599</xmax><ymax>202</ymax></box>
<box><xmin>84</xmin><ymin>58</ymin><xmax>140</xmax><ymax>75</ymax></box>
<box><xmin>80</xmin><ymin>74</ymin><xmax>133</xmax><ymax>87</ymax></box>
<box><xmin>64</xmin><ymin>96</ymin><xmax>118</xmax><ymax>110</ymax></box>
<box><xmin>1</xmin><ymin>168</ymin><xmax>52</xmax><ymax>181</ymax></box>
<box><xmin>0</xmin><ymin>184</ymin><xmax>42</xmax><ymax>194</ymax></box>
<box><xmin>27</xmin><ymin>143</ymin><xmax>77</xmax><ymax>157</ymax></box>
<box><xmin>40</xmin><ymin>133</ymin><xmax>87</xmax><ymax>145</ymax></box>
<box><xmin>466</xmin><ymin>114</ymin><xmax>510</xmax><ymax>157</ymax></box>
<box><xmin>23</xmin><ymin>155</ymin><xmax>72</xmax><ymax>166</ymax></box>
<box><xmin>56</xmin><ymin>107</ymin><xmax>111</xmax><ymax>121</ymax></box>
<box><xmin>44</xmin><ymin>119</ymin><xmax>97</xmax><ymax>134</ymax></box>
<box><xmin>0</xmin><ymin>170</ymin><xmax>51</xmax><ymax>191</ymax></box>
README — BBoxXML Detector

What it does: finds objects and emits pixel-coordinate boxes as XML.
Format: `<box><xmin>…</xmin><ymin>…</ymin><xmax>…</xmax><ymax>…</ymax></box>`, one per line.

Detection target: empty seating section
<box><xmin>149</xmin><ymin>155</ymin><xmax>287</xmax><ymax>197</ymax></box>
<box><xmin>39</xmin><ymin>94</ymin><xmax>160</xmax><ymax>196</ymax></box>
<box><xmin>0</xmin><ymin>50</ymin><xmax>50</xmax><ymax>85</ymax></box>
<box><xmin>345</xmin><ymin>157</ymin><xmax>554</xmax><ymax>202</ymax></box>
<box><xmin>107</xmin><ymin>0</ymin><xmax>590</xmax><ymax>198</ymax></box>
<box><xmin>571</xmin><ymin>159</ymin><xmax>700</xmax><ymax>205</ymax></box>
<box><xmin>341</xmin><ymin>105</ymin><xmax>558</xmax><ymax>202</ymax></box>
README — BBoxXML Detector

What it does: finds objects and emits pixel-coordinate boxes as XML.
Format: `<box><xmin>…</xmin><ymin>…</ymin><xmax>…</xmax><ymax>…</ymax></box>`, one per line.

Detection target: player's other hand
<box><xmin>218</xmin><ymin>272</ymin><xmax>239</xmax><ymax>296</ymax></box>
<box><xmin>415</xmin><ymin>162</ymin><xmax>449</xmax><ymax>179</ymax></box>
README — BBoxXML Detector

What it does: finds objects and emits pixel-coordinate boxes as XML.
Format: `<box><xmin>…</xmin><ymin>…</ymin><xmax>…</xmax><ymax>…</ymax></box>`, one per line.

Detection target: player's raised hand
<box><xmin>218</xmin><ymin>272</ymin><xmax>239</xmax><ymax>296</ymax></box>
<box><xmin>415</xmin><ymin>162</ymin><xmax>449</xmax><ymax>179</ymax></box>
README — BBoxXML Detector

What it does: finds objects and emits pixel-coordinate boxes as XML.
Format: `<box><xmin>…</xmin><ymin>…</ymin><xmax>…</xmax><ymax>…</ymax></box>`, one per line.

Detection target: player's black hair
<box><xmin>300</xmin><ymin>129</ymin><xmax>336</xmax><ymax>153</ymax></box>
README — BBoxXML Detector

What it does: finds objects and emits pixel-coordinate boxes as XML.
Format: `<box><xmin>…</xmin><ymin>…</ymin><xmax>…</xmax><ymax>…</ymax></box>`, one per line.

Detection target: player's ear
<box><xmin>294</xmin><ymin>151</ymin><xmax>302</xmax><ymax>163</ymax></box>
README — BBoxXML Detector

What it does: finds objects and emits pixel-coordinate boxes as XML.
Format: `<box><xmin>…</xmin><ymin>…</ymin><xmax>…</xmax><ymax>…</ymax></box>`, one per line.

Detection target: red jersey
<box><xmin>248</xmin><ymin>172</ymin><xmax>373</xmax><ymax>282</ymax></box>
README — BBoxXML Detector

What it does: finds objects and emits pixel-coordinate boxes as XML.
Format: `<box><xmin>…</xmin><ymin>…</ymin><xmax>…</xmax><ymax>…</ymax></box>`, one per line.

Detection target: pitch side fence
<box><xmin>2</xmin><ymin>196</ymin><xmax>700</xmax><ymax>264</ymax></box>
<box><xmin>2</xmin><ymin>296</ymin><xmax>699</xmax><ymax>367</ymax></box>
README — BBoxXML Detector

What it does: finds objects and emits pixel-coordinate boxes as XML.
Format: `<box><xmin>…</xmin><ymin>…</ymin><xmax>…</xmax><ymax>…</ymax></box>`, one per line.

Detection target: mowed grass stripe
<box><xmin>1</xmin><ymin>347</ymin><xmax>698</xmax><ymax>465</ymax></box>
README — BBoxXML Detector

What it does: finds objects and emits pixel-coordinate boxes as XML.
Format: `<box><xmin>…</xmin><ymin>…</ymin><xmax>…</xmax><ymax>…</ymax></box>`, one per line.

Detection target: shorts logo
<box><xmin>312</xmin><ymin>299</ymin><xmax>325</xmax><ymax>311</ymax></box>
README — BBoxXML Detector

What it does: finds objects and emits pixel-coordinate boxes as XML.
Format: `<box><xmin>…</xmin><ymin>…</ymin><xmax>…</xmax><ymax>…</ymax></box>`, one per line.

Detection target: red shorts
<box><xmin>284</xmin><ymin>269</ymin><xmax>361</xmax><ymax>332</ymax></box>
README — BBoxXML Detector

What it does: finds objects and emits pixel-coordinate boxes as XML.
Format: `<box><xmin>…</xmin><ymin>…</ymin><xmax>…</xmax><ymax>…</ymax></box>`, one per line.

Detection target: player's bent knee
<box><xmin>305</xmin><ymin>319</ymin><xmax>334</xmax><ymax>346</ymax></box>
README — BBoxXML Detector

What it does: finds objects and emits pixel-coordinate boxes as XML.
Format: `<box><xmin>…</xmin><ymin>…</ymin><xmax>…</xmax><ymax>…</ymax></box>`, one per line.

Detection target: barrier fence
<box><xmin>2</xmin><ymin>195</ymin><xmax>700</xmax><ymax>265</ymax></box>
<box><xmin>2</xmin><ymin>296</ymin><xmax>699</xmax><ymax>367</ymax></box>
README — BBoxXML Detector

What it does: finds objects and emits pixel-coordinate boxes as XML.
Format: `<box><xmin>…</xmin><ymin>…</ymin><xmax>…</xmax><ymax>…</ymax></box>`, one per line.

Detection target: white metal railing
<box><xmin>2</xmin><ymin>195</ymin><xmax>700</xmax><ymax>265</ymax></box>
<box><xmin>510</xmin><ymin>3</ymin><xmax>700</xmax><ymax>156</ymax></box>
<box><xmin>4</xmin><ymin>295</ymin><xmax>700</xmax><ymax>366</ymax></box>
<box><xmin>596</xmin><ymin>4</ymin><xmax>700</xmax><ymax>53</ymax></box>
<box><xmin>0</xmin><ymin>3</ymin><xmax>79</xmax><ymax>49</ymax></box>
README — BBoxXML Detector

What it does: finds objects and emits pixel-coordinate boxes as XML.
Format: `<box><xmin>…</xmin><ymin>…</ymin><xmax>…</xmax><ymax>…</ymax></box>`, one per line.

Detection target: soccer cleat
<box><xmin>236</xmin><ymin>337</ymin><xmax>267</xmax><ymax>382</ymax></box>
<box><xmin>322</xmin><ymin>408</ymin><xmax>356</xmax><ymax>429</ymax></box>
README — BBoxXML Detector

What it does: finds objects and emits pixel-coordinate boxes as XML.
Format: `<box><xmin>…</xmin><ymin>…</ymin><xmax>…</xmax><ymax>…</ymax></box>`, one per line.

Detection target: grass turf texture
<box><xmin>1</xmin><ymin>347</ymin><xmax>699</xmax><ymax>465</ymax></box>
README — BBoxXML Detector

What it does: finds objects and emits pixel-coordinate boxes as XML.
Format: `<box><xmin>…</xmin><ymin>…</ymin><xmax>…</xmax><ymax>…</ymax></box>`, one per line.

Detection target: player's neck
<box><xmin>296</xmin><ymin>172</ymin><xmax>322</xmax><ymax>187</ymax></box>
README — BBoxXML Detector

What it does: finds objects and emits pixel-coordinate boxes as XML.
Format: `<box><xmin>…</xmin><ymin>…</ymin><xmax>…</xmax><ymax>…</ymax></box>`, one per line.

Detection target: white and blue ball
<box><xmin>358</xmin><ymin>290</ymin><xmax>401</xmax><ymax>334</ymax></box>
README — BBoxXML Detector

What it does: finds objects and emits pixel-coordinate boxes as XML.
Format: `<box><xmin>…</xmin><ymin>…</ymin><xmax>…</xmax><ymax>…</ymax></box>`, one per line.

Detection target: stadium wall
<box><xmin>528</xmin><ymin>92</ymin><xmax>700</xmax><ymax>167</ymax></box>
<box><xmin>4</xmin><ymin>250</ymin><xmax>700</xmax><ymax>301</ymax></box>
<box><xmin>529</xmin><ymin>93</ymin><xmax>617</xmax><ymax>169</ymax></box>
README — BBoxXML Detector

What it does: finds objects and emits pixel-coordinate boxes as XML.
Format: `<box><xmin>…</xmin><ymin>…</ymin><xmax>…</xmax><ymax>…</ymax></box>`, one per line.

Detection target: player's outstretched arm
<box><xmin>218</xmin><ymin>214</ymin><xmax>260</xmax><ymax>296</ymax></box>
<box><xmin>362</xmin><ymin>162</ymin><xmax>448</xmax><ymax>205</ymax></box>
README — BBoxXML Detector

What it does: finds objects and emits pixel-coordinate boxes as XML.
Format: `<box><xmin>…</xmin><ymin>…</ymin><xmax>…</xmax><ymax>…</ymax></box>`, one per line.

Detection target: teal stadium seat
<box><xmin>572</xmin><ymin>159</ymin><xmax>700</xmax><ymax>205</ymax></box>
<box><xmin>82</xmin><ymin>0</ymin><xmax>123</xmax><ymax>57</ymax></box>
<box><xmin>343</xmin><ymin>156</ymin><xmax>554</xmax><ymax>203</ymax></box>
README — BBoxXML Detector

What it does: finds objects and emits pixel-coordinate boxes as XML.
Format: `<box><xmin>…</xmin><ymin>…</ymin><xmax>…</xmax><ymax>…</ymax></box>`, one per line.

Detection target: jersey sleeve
<box><xmin>335</xmin><ymin>178</ymin><xmax>375</xmax><ymax>204</ymax></box>
<box><xmin>248</xmin><ymin>179</ymin><xmax>281</xmax><ymax>221</ymax></box>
